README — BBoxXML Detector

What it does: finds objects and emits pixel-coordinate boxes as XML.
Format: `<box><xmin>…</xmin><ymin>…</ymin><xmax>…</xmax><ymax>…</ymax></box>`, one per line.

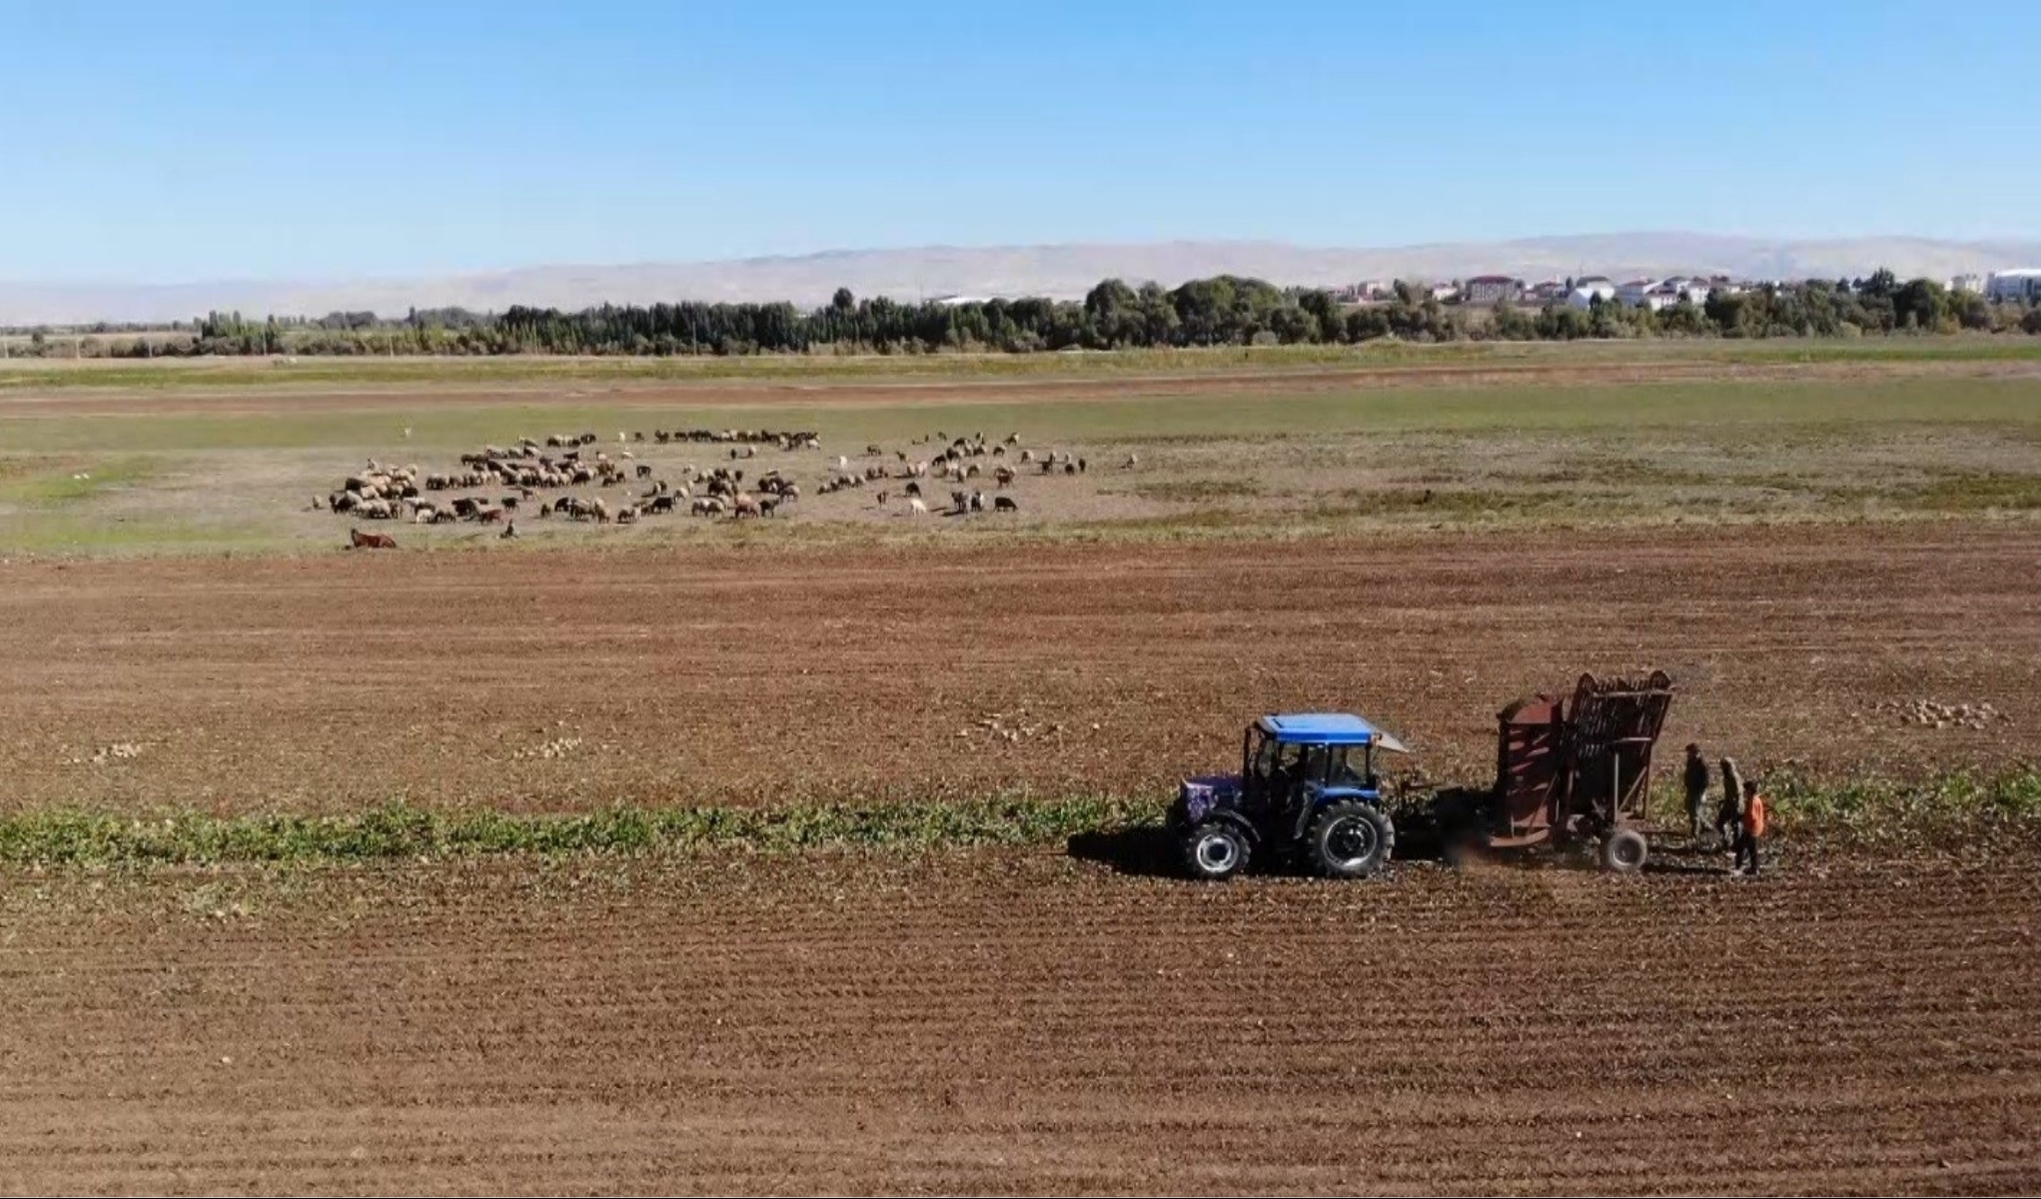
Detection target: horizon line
<box><xmin>7</xmin><ymin>229</ymin><xmax>2041</xmax><ymax>293</ymax></box>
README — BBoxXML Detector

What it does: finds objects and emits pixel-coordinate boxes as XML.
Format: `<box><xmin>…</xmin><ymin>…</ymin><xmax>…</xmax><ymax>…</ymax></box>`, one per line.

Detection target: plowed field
<box><xmin>6</xmin><ymin>361</ymin><xmax>2041</xmax><ymax>1196</ymax></box>
<box><xmin>1</xmin><ymin>520</ymin><xmax>2036</xmax><ymax>812</ymax></box>
<box><xmin>2</xmin><ymin>843</ymin><xmax>2036</xmax><ymax>1195</ymax></box>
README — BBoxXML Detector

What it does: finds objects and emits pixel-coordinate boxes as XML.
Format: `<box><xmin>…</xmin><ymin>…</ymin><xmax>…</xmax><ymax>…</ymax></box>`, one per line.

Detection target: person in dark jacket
<box><xmin>1716</xmin><ymin>757</ymin><xmax>1745</xmax><ymax>850</ymax></box>
<box><xmin>1682</xmin><ymin>743</ymin><xmax>1711</xmax><ymax>840</ymax></box>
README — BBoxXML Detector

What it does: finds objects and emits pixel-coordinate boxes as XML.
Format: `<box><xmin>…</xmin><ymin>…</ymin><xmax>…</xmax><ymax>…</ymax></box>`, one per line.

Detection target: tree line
<box><xmin>16</xmin><ymin>271</ymin><xmax>2040</xmax><ymax>360</ymax></box>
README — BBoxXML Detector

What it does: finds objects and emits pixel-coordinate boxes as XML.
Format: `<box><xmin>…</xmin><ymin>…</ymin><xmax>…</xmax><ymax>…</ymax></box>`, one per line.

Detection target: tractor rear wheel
<box><xmin>1601</xmin><ymin>827</ymin><xmax>1649</xmax><ymax>874</ymax></box>
<box><xmin>1308</xmin><ymin>802</ymin><xmax>1394</xmax><ymax>879</ymax></box>
<box><xmin>1179</xmin><ymin>821</ymin><xmax>1251</xmax><ymax>881</ymax></box>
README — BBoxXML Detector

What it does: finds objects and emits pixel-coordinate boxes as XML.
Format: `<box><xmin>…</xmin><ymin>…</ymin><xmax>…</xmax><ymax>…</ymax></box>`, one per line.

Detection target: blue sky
<box><xmin>4</xmin><ymin>0</ymin><xmax>2037</xmax><ymax>283</ymax></box>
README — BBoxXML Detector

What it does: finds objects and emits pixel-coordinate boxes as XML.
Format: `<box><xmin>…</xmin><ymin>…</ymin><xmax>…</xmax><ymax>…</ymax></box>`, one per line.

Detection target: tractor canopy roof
<box><xmin>1257</xmin><ymin>713</ymin><xmax>1409</xmax><ymax>753</ymax></box>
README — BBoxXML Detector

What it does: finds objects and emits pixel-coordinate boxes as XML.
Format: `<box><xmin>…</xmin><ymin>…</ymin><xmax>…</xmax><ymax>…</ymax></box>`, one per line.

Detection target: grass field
<box><xmin>0</xmin><ymin>373</ymin><xmax>2032</xmax><ymax>555</ymax></box>
<box><xmin>6</xmin><ymin>375</ymin><xmax>2041</xmax><ymax>453</ymax></box>
<box><xmin>3</xmin><ymin>332</ymin><xmax>2040</xmax><ymax>391</ymax></box>
<box><xmin>1</xmin><ymin>344</ymin><xmax>2040</xmax><ymax>557</ymax></box>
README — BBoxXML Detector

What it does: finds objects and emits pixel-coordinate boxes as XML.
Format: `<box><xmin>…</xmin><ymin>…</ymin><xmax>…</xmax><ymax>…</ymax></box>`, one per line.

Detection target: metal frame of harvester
<box><xmin>1439</xmin><ymin>670</ymin><xmax>1675</xmax><ymax>872</ymax></box>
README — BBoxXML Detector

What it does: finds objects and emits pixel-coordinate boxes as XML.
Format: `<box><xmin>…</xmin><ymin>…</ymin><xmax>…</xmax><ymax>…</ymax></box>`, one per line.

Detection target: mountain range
<box><xmin>7</xmin><ymin>233</ymin><xmax>2040</xmax><ymax>325</ymax></box>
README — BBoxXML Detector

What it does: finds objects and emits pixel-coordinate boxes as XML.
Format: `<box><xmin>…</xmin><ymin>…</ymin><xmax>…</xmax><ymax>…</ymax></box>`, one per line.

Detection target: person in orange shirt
<box><xmin>1733</xmin><ymin>779</ymin><xmax>1768</xmax><ymax>876</ymax></box>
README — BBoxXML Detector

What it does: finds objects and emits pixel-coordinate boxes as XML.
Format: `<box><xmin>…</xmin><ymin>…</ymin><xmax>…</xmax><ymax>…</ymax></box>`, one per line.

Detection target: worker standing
<box><xmin>1682</xmin><ymin>743</ymin><xmax>1710</xmax><ymax>840</ymax></box>
<box><xmin>1733</xmin><ymin>779</ymin><xmax>1768</xmax><ymax>876</ymax></box>
<box><xmin>1716</xmin><ymin>757</ymin><xmax>1745</xmax><ymax>849</ymax></box>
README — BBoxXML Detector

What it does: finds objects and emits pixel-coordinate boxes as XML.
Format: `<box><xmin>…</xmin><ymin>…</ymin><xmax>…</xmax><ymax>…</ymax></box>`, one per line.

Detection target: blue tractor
<box><xmin>1168</xmin><ymin>713</ymin><xmax>1409</xmax><ymax>881</ymax></box>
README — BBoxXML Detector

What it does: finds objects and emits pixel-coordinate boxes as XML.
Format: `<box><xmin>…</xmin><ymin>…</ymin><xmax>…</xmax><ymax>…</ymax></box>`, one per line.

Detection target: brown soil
<box><xmin>0</xmin><ymin>521</ymin><xmax>2035</xmax><ymax>812</ymax></box>
<box><xmin>2</xmin><ymin>843</ymin><xmax>2036</xmax><ymax>1195</ymax></box>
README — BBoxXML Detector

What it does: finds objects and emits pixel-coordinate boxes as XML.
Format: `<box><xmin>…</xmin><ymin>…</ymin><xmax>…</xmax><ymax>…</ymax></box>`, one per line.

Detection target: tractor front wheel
<box><xmin>1308</xmin><ymin>802</ymin><xmax>1395</xmax><ymax>879</ymax></box>
<box><xmin>1601</xmin><ymin>827</ymin><xmax>1649</xmax><ymax>874</ymax></box>
<box><xmin>1180</xmin><ymin>822</ymin><xmax>1251</xmax><ymax>881</ymax></box>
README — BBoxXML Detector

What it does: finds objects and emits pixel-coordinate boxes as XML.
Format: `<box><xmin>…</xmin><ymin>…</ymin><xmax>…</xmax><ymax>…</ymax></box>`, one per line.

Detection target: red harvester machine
<box><xmin>1437</xmin><ymin>670</ymin><xmax>1675</xmax><ymax>872</ymax></box>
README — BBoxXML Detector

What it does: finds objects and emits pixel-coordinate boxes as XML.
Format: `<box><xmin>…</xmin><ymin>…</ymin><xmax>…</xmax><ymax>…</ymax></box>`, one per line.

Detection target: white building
<box><xmin>1949</xmin><ymin>274</ymin><xmax>1986</xmax><ymax>294</ymax></box>
<box><xmin>1566</xmin><ymin>281</ymin><xmax>1617</xmax><ymax>309</ymax></box>
<box><xmin>1638</xmin><ymin>286</ymin><xmax>1686</xmax><ymax>313</ymax></box>
<box><xmin>1663</xmin><ymin>276</ymin><xmax>1716</xmax><ymax>304</ymax></box>
<box><xmin>1987</xmin><ymin>270</ymin><xmax>2041</xmax><ymax>302</ymax></box>
<box><xmin>1614</xmin><ymin>277</ymin><xmax>1711</xmax><ymax>311</ymax></box>
<box><xmin>1614</xmin><ymin>278</ymin><xmax>1657</xmax><ymax>307</ymax></box>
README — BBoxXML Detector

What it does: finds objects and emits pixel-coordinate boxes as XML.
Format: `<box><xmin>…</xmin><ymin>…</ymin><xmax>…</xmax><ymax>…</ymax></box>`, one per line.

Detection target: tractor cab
<box><xmin>1241</xmin><ymin>713</ymin><xmax>1400</xmax><ymax>814</ymax></box>
<box><xmin>1174</xmin><ymin>712</ymin><xmax>1409</xmax><ymax>880</ymax></box>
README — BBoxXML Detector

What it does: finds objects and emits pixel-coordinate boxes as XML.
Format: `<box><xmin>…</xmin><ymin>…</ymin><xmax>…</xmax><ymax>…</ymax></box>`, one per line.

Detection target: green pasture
<box><xmin>1</xmin><ymin>334</ymin><xmax>2039</xmax><ymax>393</ymax></box>
<box><xmin>0</xmin><ymin>361</ymin><xmax>2036</xmax><ymax>557</ymax></box>
<box><xmin>0</xmin><ymin>375</ymin><xmax>2036</xmax><ymax>455</ymax></box>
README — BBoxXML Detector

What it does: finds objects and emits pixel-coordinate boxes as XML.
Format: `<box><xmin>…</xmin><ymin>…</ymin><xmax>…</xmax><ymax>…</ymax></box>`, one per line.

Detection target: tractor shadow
<box><xmin>1065</xmin><ymin>822</ymin><xmax>1178</xmax><ymax>877</ymax></box>
<box><xmin>1067</xmin><ymin>820</ymin><xmax>1737</xmax><ymax>879</ymax></box>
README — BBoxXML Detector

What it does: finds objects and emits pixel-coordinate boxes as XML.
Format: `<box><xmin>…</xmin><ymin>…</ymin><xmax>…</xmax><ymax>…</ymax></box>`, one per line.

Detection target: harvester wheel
<box><xmin>1601</xmin><ymin>827</ymin><xmax>1649</xmax><ymax>874</ymax></box>
<box><xmin>1308</xmin><ymin>802</ymin><xmax>1394</xmax><ymax>879</ymax></box>
<box><xmin>1180</xmin><ymin>822</ymin><xmax>1251</xmax><ymax>881</ymax></box>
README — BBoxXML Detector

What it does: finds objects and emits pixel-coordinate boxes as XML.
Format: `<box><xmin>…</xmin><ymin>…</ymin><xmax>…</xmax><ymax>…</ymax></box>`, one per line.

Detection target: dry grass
<box><xmin>0</xmin><ymin>358</ymin><xmax>2036</xmax><ymax>556</ymax></box>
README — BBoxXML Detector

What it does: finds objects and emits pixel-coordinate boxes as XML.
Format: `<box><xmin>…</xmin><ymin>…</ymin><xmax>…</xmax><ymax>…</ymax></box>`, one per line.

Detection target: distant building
<box><xmin>1649</xmin><ymin>273</ymin><xmax>1714</xmax><ymax>306</ymax></box>
<box><xmin>1334</xmin><ymin>280</ymin><xmax>1394</xmax><ymax>303</ymax></box>
<box><xmin>1615</xmin><ymin>278</ymin><xmax>1657</xmax><ymax>307</ymax></box>
<box><xmin>1660</xmin><ymin>276</ymin><xmax>1717</xmax><ymax>305</ymax></box>
<box><xmin>1566</xmin><ymin>280</ymin><xmax>1618</xmax><ymax>309</ymax></box>
<box><xmin>1525</xmin><ymin>279</ymin><xmax>1568</xmax><ymax>304</ymax></box>
<box><xmin>1462</xmin><ymin>275</ymin><xmax>1522</xmax><ymax>305</ymax></box>
<box><xmin>1613</xmin><ymin>277</ymin><xmax>1710</xmax><ymax>311</ymax></box>
<box><xmin>1986</xmin><ymin>270</ymin><xmax>2041</xmax><ymax>302</ymax></box>
<box><xmin>1949</xmin><ymin>274</ymin><xmax>1986</xmax><ymax>294</ymax></box>
<box><xmin>1427</xmin><ymin>282</ymin><xmax>1461</xmax><ymax>303</ymax></box>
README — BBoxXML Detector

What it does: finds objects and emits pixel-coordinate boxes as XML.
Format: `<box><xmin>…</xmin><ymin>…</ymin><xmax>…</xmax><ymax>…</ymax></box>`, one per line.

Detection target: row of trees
<box><xmin>46</xmin><ymin>273</ymin><xmax>2041</xmax><ymax>360</ymax></box>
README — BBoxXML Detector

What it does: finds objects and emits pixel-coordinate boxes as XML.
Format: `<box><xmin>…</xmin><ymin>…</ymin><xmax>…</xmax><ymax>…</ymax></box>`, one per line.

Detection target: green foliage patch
<box><xmin>1</xmin><ymin>770</ymin><xmax>2033</xmax><ymax>867</ymax></box>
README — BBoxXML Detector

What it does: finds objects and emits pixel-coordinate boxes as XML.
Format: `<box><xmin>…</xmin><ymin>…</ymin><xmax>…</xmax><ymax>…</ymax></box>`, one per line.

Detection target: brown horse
<box><xmin>349</xmin><ymin>527</ymin><xmax>398</xmax><ymax>550</ymax></box>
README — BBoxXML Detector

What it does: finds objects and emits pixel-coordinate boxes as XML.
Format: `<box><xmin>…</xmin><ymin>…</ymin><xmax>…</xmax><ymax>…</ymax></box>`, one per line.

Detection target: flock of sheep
<box><xmin>325</xmin><ymin>425</ymin><xmax>1133</xmax><ymax>543</ymax></box>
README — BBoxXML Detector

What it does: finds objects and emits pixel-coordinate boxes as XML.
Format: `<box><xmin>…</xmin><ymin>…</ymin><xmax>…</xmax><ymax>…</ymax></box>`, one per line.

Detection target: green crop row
<box><xmin>1760</xmin><ymin>766</ymin><xmax>2041</xmax><ymax>827</ymax></box>
<box><xmin>0</xmin><ymin>769</ymin><xmax>2032</xmax><ymax>867</ymax></box>
<box><xmin>0</xmin><ymin>794</ymin><xmax>1164</xmax><ymax>867</ymax></box>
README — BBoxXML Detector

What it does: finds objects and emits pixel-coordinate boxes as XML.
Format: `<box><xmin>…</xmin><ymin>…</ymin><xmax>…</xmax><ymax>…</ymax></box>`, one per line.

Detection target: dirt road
<box><xmin>2</xmin><ymin>844</ymin><xmax>2035</xmax><ymax>1195</ymax></box>
<box><xmin>0</xmin><ymin>521</ymin><xmax>2035</xmax><ymax>812</ymax></box>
